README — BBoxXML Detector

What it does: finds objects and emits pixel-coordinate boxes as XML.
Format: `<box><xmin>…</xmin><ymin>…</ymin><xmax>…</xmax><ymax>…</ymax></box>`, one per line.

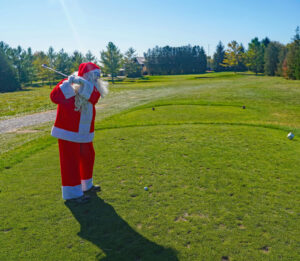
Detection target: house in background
<box><xmin>135</xmin><ymin>57</ymin><xmax>147</xmax><ymax>75</ymax></box>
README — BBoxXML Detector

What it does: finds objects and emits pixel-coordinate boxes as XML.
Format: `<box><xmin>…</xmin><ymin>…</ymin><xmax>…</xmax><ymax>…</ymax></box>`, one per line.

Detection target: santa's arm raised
<box><xmin>50</xmin><ymin>79</ymin><xmax>76</xmax><ymax>104</ymax></box>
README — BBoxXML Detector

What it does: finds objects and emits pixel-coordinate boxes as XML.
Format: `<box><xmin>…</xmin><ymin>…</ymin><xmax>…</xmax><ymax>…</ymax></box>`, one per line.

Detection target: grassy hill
<box><xmin>1</xmin><ymin>72</ymin><xmax>300</xmax><ymax>260</ymax></box>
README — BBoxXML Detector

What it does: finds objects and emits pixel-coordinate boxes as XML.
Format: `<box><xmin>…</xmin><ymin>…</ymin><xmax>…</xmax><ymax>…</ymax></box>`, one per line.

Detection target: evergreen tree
<box><xmin>246</xmin><ymin>38</ymin><xmax>264</xmax><ymax>74</ymax></box>
<box><xmin>0</xmin><ymin>50</ymin><xmax>20</xmax><ymax>92</ymax></box>
<box><xmin>25</xmin><ymin>47</ymin><xmax>36</xmax><ymax>84</ymax></box>
<box><xmin>33</xmin><ymin>51</ymin><xmax>50</xmax><ymax>84</ymax></box>
<box><xmin>261</xmin><ymin>37</ymin><xmax>271</xmax><ymax>48</ymax></box>
<box><xmin>264</xmin><ymin>41</ymin><xmax>283</xmax><ymax>76</ymax></box>
<box><xmin>0</xmin><ymin>41</ymin><xmax>10</xmax><ymax>56</ymax></box>
<box><xmin>85</xmin><ymin>50</ymin><xmax>97</xmax><ymax>63</ymax></box>
<box><xmin>71</xmin><ymin>51</ymin><xmax>85</xmax><ymax>72</ymax></box>
<box><xmin>8</xmin><ymin>46</ymin><xmax>23</xmax><ymax>83</ymax></box>
<box><xmin>286</xmin><ymin>27</ymin><xmax>300</xmax><ymax>80</ymax></box>
<box><xmin>47</xmin><ymin>47</ymin><xmax>57</xmax><ymax>88</ymax></box>
<box><xmin>55</xmin><ymin>49</ymin><xmax>72</xmax><ymax>77</ymax></box>
<box><xmin>212</xmin><ymin>41</ymin><xmax>225</xmax><ymax>72</ymax></box>
<box><xmin>124</xmin><ymin>47</ymin><xmax>141</xmax><ymax>77</ymax></box>
<box><xmin>100</xmin><ymin>42</ymin><xmax>123</xmax><ymax>83</ymax></box>
<box><xmin>144</xmin><ymin>45</ymin><xmax>207</xmax><ymax>75</ymax></box>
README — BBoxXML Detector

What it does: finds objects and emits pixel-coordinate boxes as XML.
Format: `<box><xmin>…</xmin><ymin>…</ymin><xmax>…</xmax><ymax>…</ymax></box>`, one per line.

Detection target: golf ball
<box><xmin>287</xmin><ymin>132</ymin><xmax>295</xmax><ymax>140</ymax></box>
<box><xmin>144</xmin><ymin>187</ymin><xmax>148</xmax><ymax>191</ymax></box>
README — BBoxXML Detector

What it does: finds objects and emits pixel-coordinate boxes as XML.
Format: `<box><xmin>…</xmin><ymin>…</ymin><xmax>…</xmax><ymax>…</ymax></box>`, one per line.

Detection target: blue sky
<box><xmin>0</xmin><ymin>0</ymin><xmax>299</xmax><ymax>58</ymax></box>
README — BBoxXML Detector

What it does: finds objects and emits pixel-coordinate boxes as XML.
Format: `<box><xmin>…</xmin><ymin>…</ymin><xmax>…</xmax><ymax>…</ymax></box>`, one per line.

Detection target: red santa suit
<box><xmin>50</xmin><ymin>62</ymin><xmax>102</xmax><ymax>200</ymax></box>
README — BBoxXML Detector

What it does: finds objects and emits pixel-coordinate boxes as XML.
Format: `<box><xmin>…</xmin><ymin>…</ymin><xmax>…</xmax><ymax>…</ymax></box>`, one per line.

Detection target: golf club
<box><xmin>41</xmin><ymin>64</ymin><xmax>68</xmax><ymax>78</ymax></box>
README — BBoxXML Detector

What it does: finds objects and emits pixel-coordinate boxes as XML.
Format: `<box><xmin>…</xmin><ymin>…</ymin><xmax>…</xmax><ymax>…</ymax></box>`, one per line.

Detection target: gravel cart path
<box><xmin>0</xmin><ymin>85</ymin><xmax>201</xmax><ymax>134</ymax></box>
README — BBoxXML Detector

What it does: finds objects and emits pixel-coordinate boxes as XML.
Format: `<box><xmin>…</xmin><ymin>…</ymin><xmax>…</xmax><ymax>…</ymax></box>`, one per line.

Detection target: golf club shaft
<box><xmin>41</xmin><ymin>64</ymin><xmax>68</xmax><ymax>78</ymax></box>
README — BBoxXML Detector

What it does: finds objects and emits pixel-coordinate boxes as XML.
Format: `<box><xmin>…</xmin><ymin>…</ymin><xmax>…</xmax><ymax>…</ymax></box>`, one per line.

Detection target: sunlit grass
<box><xmin>1</xmin><ymin>72</ymin><xmax>300</xmax><ymax>260</ymax></box>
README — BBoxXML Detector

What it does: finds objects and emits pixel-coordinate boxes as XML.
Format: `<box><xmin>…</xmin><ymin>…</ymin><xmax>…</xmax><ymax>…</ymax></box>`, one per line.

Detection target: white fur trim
<box><xmin>51</xmin><ymin>126</ymin><xmax>94</xmax><ymax>143</ymax></box>
<box><xmin>62</xmin><ymin>184</ymin><xmax>83</xmax><ymax>200</ymax></box>
<box><xmin>81</xmin><ymin>178</ymin><xmax>93</xmax><ymax>191</ymax></box>
<box><xmin>59</xmin><ymin>80</ymin><xmax>75</xmax><ymax>99</ymax></box>
<box><xmin>79</xmin><ymin>103</ymin><xmax>93</xmax><ymax>134</ymax></box>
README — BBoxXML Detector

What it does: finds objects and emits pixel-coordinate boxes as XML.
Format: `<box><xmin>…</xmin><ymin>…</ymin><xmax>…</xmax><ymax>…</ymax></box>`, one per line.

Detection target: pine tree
<box><xmin>47</xmin><ymin>47</ymin><xmax>56</xmax><ymax>88</ymax></box>
<box><xmin>212</xmin><ymin>41</ymin><xmax>225</xmax><ymax>72</ymax></box>
<box><xmin>0</xmin><ymin>50</ymin><xmax>20</xmax><ymax>92</ymax></box>
<box><xmin>33</xmin><ymin>51</ymin><xmax>50</xmax><ymax>85</ymax></box>
<box><xmin>85</xmin><ymin>50</ymin><xmax>97</xmax><ymax>63</ymax></box>
<box><xmin>264</xmin><ymin>41</ymin><xmax>283</xmax><ymax>76</ymax></box>
<box><xmin>246</xmin><ymin>38</ymin><xmax>264</xmax><ymax>74</ymax></box>
<box><xmin>100</xmin><ymin>42</ymin><xmax>123</xmax><ymax>83</ymax></box>
<box><xmin>261</xmin><ymin>37</ymin><xmax>271</xmax><ymax>48</ymax></box>
<box><xmin>25</xmin><ymin>47</ymin><xmax>36</xmax><ymax>85</ymax></box>
<box><xmin>286</xmin><ymin>27</ymin><xmax>300</xmax><ymax>80</ymax></box>
<box><xmin>71</xmin><ymin>51</ymin><xmax>85</xmax><ymax>72</ymax></box>
<box><xmin>124</xmin><ymin>48</ymin><xmax>141</xmax><ymax>78</ymax></box>
<box><xmin>55</xmin><ymin>49</ymin><xmax>72</xmax><ymax>78</ymax></box>
<box><xmin>144</xmin><ymin>45</ymin><xmax>207</xmax><ymax>75</ymax></box>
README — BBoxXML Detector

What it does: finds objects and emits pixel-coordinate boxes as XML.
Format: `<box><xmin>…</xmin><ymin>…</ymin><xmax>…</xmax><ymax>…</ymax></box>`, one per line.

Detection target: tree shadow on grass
<box><xmin>65</xmin><ymin>192</ymin><xmax>178</xmax><ymax>261</ymax></box>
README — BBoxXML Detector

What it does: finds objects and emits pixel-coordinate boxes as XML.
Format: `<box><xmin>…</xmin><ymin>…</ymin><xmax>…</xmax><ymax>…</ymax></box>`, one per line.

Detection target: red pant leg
<box><xmin>58</xmin><ymin>139</ymin><xmax>83</xmax><ymax>199</ymax></box>
<box><xmin>79</xmin><ymin>142</ymin><xmax>95</xmax><ymax>191</ymax></box>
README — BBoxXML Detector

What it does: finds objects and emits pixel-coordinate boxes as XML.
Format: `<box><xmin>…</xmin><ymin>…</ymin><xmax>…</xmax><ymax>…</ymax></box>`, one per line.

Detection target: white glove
<box><xmin>68</xmin><ymin>75</ymin><xmax>76</xmax><ymax>84</ymax></box>
<box><xmin>68</xmin><ymin>75</ymin><xmax>84</xmax><ymax>85</ymax></box>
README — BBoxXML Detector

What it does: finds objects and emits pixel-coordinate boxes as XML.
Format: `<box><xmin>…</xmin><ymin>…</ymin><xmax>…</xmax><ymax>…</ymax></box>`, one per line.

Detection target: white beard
<box><xmin>95</xmin><ymin>78</ymin><xmax>109</xmax><ymax>98</ymax></box>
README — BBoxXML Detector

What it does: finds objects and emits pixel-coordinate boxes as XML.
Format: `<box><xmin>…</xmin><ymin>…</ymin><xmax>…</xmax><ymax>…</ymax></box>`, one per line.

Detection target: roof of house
<box><xmin>136</xmin><ymin>57</ymin><xmax>146</xmax><ymax>65</ymax></box>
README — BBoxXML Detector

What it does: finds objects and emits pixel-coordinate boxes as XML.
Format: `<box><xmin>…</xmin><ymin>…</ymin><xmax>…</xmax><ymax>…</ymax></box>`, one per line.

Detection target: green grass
<box><xmin>1</xmin><ymin>72</ymin><xmax>300</xmax><ymax>260</ymax></box>
<box><xmin>0</xmin><ymin>72</ymin><xmax>258</xmax><ymax>118</ymax></box>
<box><xmin>0</xmin><ymin>83</ymin><xmax>56</xmax><ymax>119</ymax></box>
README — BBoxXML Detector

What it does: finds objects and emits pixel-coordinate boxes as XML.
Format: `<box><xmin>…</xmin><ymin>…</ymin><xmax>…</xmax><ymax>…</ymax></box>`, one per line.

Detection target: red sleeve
<box><xmin>50</xmin><ymin>79</ymin><xmax>71</xmax><ymax>104</ymax></box>
<box><xmin>88</xmin><ymin>87</ymin><xmax>101</xmax><ymax>105</ymax></box>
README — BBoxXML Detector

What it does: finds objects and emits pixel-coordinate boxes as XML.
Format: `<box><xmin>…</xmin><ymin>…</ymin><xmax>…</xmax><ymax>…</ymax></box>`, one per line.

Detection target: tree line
<box><xmin>0</xmin><ymin>27</ymin><xmax>299</xmax><ymax>92</ymax></box>
<box><xmin>144</xmin><ymin>45</ymin><xmax>207</xmax><ymax>75</ymax></box>
<box><xmin>0</xmin><ymin>42</ymin><xmax>139</xmax><ymax>91</ymax></box>
<box><xmin>213</xmin><ymin>27</ymin><xmax>300</xmax><ymax>79</ymax></box>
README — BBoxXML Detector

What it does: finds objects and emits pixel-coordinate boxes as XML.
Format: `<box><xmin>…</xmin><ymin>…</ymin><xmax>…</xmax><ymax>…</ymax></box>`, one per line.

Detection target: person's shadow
<box><xmin>65</xmin><ymin>192</ymin><xmax>178</xmax><ymax>261</ymax></box>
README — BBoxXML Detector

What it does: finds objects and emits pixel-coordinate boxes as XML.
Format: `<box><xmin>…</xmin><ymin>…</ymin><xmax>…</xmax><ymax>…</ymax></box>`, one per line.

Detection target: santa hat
<box><xmin>78</xmin><ymin>62</ymin><xmax>101</xmax><ymax>77</ymax></box>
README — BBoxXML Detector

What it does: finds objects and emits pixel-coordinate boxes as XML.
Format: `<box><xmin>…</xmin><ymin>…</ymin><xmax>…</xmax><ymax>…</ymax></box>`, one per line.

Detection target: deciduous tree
<box><xmin>222</xmin><ymin>41</ymin><xmax>245</xmax><ymax>72</ymax></box>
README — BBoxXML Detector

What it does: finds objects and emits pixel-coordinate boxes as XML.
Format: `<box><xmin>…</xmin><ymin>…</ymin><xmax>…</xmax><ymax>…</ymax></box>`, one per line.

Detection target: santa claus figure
<box><xmin>50</xmin><ymin>62</ymin><xmax>108</xmax><ymax>203</ymax></box>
